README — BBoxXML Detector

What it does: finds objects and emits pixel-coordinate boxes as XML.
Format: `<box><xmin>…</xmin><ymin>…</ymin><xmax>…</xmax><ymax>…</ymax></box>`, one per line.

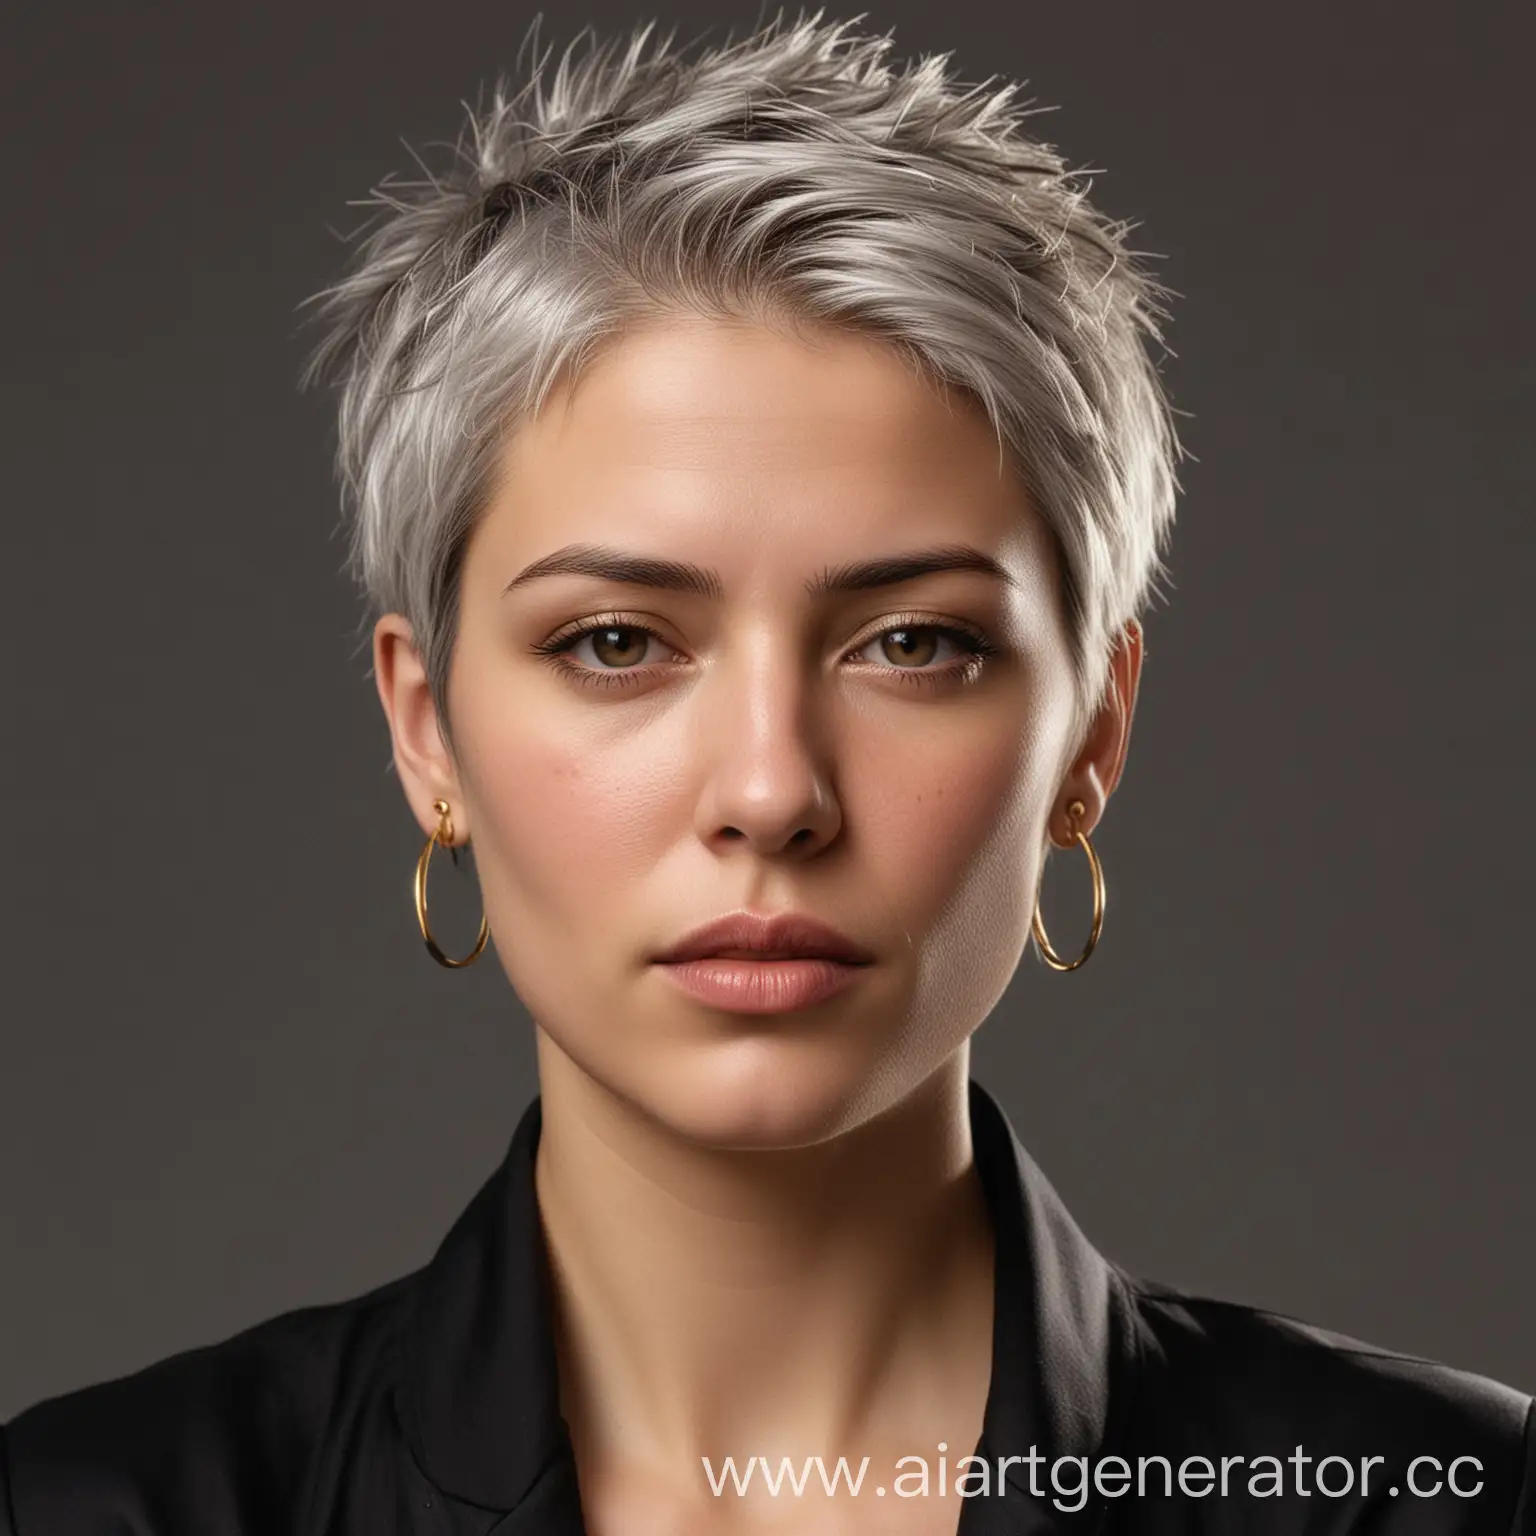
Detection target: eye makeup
<box><xmin>528</xmin><ymin>611</ymin><xmax>1004</xmax><ymax>694</ymax></box>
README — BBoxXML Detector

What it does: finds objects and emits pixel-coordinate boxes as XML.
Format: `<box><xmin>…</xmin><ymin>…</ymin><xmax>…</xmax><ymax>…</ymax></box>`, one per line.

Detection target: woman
<box><xmin>2</xmin><ymin>12</ymin><xmax>1530</xmax><ymax>1535</ymax></box>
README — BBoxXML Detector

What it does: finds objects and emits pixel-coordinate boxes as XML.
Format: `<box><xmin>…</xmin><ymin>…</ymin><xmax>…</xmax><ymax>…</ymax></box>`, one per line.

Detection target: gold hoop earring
<box><xmin>1031</xmin><ymin>799</ymin><xmax>1105</xmax><ymax>972</ymax></box>
<box><xmin>414</xmin><ymin>798</ymin><xmax>489</xmax><ymax>970</ymax></box>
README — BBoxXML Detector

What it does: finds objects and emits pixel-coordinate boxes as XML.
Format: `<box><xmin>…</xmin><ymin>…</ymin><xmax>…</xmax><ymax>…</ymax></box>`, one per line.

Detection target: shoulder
<box><xmin>0</xmin><ymin>1269</ymin><xmax>418</xmax><ymax>1536</ymax></box>
<box><xmin>1114</xmin><ymin>1271</ymin><xmax>1536</xmax><ymax>1530</ymax></box>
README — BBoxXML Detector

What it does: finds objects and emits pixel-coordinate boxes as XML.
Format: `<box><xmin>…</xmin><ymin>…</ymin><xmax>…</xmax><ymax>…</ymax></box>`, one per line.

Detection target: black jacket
<box><xmin>3</xmin><ymin>1080</ymin><xmax>1532</xmax><ymax>1533</ymax></box>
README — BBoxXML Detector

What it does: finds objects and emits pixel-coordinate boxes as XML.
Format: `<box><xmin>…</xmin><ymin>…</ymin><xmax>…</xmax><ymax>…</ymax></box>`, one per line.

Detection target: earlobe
<box><xmin>1050</xmin><ymin>770</ymin><xmax>1108</xmax><ymax>849</ymax></box>
<box><xmin>372</xmin><ymin>614</ymin><xmax>464</xmax><ymax>838</ymax></box>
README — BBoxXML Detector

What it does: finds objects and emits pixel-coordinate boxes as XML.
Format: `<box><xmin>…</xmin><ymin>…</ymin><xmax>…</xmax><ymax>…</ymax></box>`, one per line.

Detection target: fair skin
<box><xmin>374</xmin><ymin>313</ymin><xmax>1142</xmax><ymax>1535</ymax></box>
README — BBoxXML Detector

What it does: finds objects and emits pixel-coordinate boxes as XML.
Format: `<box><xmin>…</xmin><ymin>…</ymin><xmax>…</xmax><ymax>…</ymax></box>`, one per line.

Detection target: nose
<box><xmin>689</xmin><ymin>637</ymin><xmax>843</xmax><ymax>861</ymax></box>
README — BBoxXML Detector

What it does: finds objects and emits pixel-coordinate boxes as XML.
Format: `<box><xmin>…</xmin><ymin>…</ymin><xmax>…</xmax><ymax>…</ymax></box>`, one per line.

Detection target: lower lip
<box><xmin>655</xmin><ymin>957</ymin><xmax>868</xmax><ymax>1013</ymax></box>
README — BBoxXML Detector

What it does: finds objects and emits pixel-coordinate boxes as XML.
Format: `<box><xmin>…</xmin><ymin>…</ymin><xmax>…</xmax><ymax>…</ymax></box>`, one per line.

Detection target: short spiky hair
<box><xmin>300</xmin><ymin>8</ymin><xmax>1180</xmax><ymax>754</ymax></box>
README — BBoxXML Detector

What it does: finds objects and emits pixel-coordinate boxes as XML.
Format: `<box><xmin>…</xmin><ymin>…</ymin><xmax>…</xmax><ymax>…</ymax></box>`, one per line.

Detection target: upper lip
<box><xmin>653</xmin><ymin>910</ymin><xmax>875</xmax><ymax>965</ymax></box>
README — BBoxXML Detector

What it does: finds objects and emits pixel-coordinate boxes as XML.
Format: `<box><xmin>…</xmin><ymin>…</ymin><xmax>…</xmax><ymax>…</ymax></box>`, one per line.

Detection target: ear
<box><xmin>1047</xmin><ymin>619</ymin><xmax>1145</xmax><ymax>849</ymax></box>
<box><xmin>372</xmin><ymin>614</ymin><xmax>467</xmax><ymax>841</ymax></box>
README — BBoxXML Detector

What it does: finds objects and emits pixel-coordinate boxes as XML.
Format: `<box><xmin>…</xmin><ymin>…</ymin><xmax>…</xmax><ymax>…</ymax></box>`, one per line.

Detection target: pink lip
<box><xmin>656</xmin><ymin>957</ymin><xmax>866</xmax><ymax>1014</ymax></box>
<box><xmin>651</xmin><ymin>909</ymin><xmax>873</xmax><ymax>1015</ymax></box>
<box><xmin>652</xmin><ymin>909</ymin><xmax>875</xmax><ymax>966</ymax></box>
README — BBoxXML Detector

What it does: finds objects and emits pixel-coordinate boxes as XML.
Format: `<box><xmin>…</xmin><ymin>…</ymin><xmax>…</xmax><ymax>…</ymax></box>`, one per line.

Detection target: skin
<box><xmin>374</xmin><ymin>313</ymin><xmax>1143</xmax><ymax>1533</ymax></box>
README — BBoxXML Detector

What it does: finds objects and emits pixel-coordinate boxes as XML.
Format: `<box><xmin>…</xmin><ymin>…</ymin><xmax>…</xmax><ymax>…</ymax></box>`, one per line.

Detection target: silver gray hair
<box><xmin>299</xmin><ymin>8</ymin><xmax>1181</xmax><ymax>758</ymax></box>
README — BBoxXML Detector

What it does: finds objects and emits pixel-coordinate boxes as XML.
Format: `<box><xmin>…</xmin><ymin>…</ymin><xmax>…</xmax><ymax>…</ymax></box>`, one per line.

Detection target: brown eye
<box><xmin>584</xmin><ymin>626</ymin><xmax>650</xmax><ymax>668</ymax></box>
<box><xmin>879</xmin><ymin>627</ymin><xmax>941</xmax><ymax>667</ymax></box>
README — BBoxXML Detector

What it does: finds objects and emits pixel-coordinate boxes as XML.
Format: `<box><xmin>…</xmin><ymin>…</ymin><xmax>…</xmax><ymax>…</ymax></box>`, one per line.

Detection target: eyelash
<box><xmin>529</xmin><ymin>612</ymin><xmax>1002</xmax><ymax>693</ymax></box>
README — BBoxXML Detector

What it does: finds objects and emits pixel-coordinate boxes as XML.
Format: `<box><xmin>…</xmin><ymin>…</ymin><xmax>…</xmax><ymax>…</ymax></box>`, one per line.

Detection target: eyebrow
<box><xmin>501</xmin><ymin>541</ymin><xmax>1018</xmax><ymax>600</ymax></box>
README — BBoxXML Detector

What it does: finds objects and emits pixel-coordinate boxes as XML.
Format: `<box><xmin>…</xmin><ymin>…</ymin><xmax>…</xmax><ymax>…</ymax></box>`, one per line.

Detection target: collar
<box><xmin>404</xmin><ymin>1079</ymin><xmax>1130</xmax><ymax>1530</ymax></box>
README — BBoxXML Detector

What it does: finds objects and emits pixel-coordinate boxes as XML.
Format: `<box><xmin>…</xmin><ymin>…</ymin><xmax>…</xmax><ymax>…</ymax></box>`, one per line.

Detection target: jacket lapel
<box><xmin>404</xmin><ymin>1096</ymin><xmax>572</xmax><ymax>1517</ymax></box>
<box><xmin>963</xmin><ymin>1079</ymin><xmax>1133</xmax><ymax>1532</ymax></box>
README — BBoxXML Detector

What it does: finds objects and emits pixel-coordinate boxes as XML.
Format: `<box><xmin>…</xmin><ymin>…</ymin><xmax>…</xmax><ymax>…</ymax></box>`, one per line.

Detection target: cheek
<box><xmin>861</xmin><ymin>704</ymin><xmax>1060</xmax><ymax>913</ymax></box>
<box><xmin>855</xmin><ymin>695</ymin><xmax>1068</xmax><ymax>1029</ymax></box>
<box><xmin>450</xmin><ymin>676</ymin><xmax>683</xmax><ymax>936</ymax></box>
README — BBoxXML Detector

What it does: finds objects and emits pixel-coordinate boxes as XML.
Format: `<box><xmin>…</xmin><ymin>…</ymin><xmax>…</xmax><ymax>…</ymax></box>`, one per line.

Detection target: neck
<box><xmin>531</xmin><ymin>1036</ymin><xmax>996</xmax><ymax>1501</ymax></box>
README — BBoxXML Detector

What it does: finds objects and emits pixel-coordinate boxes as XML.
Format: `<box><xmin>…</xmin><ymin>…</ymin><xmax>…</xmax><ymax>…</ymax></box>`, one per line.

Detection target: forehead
<box><xmin>477</xmin><ymin>315</ymin><xmax>1054</xmax><ymax>583</ymax></box>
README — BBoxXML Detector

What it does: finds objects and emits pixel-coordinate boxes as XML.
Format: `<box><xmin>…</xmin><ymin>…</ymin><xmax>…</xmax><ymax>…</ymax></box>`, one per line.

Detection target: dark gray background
<box><xmin>2</xmin><ymin>0</ymin><xmax>1532</xmax><ymax>1421</ymax></box>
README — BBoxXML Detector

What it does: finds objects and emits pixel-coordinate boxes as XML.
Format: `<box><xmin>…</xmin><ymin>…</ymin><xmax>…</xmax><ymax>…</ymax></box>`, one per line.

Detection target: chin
<box><xmin>617</xmin><ymin>1034</ymin><xmax>909</xmax><ymax>1151</ymax></box>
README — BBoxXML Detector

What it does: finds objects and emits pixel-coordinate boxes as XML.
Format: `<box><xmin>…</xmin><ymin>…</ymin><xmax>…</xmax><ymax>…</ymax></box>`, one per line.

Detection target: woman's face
<box><xmin>377</xmin><ymin>314</ymin><xmax>1140</xmax><ymax>1148</ymax></box>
